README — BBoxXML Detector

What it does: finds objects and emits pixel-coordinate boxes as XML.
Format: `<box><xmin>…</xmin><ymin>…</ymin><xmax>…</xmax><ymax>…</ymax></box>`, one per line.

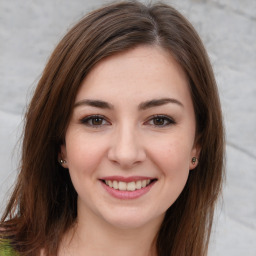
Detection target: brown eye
<box><xmin>91</xmin><ymin>117</ymin><xmax>103</xmax><ymax>125</ymax></box>
<box><xmin>146</xmin><ymin>115</ymin><xmax>176</xmax><ymax>127</ymax></box>
<box><xmin>80</xmin><ymin>115</ymin><xmax>110</xmax><ymax>127</ymax></box>
<box><xmin>153</xmin><ymin>117</ymin><xmax>166</xmax><ymax>126</ymax></box>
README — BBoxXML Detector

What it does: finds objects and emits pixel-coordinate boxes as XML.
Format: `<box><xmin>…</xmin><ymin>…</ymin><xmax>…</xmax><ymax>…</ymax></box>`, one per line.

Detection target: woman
<box><xmin>0</xmin><ymin>1</ymin><xmax>225</xmax><ymax>255</ymax></box>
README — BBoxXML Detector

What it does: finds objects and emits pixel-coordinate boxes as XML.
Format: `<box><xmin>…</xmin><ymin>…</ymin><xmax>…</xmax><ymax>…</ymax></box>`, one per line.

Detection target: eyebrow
<box><xmin>74</xmin><ymin>99</ymin><xmax>114</xmax><ymax>109</ymax></box>
<box><xmin>138</xmin><ymin>98</ymin><xmax>184</xmax><ymax>110</ymax></box>
<box><xmin>74</xmin><ymin>98</ymin><xmax>183</xmax><ymax>110</ymax></box>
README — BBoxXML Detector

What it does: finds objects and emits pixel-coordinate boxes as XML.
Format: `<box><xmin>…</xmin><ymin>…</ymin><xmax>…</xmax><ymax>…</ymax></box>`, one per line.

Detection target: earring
<box><xmin>192</xmin><ymin>157</ymin><xmax>197</xmax><ymax>165</ymax></box>
<box><xmin>60</xmin><ymin>159</ymin><xmax>67</xmax><ymax>165</ymax></box>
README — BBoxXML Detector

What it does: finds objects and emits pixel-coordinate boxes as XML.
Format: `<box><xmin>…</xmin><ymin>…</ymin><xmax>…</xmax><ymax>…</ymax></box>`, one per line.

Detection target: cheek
<box><xmin>148</xmin><ymin>136</ymin><xmax>192</xmax><ymax>177</ymax></box>
<box><xmin>65</xmin><ymin>132</ymin><xmax>107</xmax><ymax>175</ymax></box>
<box><xmin>149</xmin><ymin>139</ymin><xmax>192</xmax><ymax>209</ymax></box>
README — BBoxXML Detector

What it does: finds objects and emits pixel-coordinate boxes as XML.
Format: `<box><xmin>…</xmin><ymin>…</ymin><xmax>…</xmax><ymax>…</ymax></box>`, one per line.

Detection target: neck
<box><xmin>59</xmin><ymin>209</ymin><xmax>162</xmax><ymax>256</ymax></box>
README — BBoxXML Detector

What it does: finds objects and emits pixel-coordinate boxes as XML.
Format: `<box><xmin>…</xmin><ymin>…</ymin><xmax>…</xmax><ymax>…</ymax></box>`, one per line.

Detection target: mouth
<box><xmin>100</xmin><ymin>177</ymin><xmax>157</xmax><ymax>192</ymax></box>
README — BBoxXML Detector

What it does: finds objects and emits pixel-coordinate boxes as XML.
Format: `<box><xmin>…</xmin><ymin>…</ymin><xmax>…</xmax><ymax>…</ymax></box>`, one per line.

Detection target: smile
<box><xmin>104</xmin><ymin>179</ymin><xmax>151</xmax><ymax>191</ymax></box>
<box><xmin>100</xmin><ymin>176</ymin><xmax>157</xmax><ymax>200</ymax></box>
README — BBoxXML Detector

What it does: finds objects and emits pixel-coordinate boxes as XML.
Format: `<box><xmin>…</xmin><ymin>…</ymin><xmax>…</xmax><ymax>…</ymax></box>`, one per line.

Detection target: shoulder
<box><xmin>0</xmin><ymin>239</ymin><xmax>19</xmax><ymax>256</ymax></box>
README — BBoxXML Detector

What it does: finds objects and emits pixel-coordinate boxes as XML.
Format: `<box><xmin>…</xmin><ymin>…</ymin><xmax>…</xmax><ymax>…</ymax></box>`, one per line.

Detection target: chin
<box><xmin>101</xmin><ymin>209</ymin><xmax>164</xmax><ymax>230</ymax></box>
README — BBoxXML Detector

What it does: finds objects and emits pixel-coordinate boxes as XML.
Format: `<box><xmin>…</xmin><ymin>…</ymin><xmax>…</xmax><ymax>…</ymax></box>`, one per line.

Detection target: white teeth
<box><xmin>135</xmin><ymin>180</ymin><xmax>142</xmax><ymax>190</ymax></box>
<box><xmin>127</xmin><ymin>181</ymin><xmax>136</xmax><ymax>191</ymax></box>
<box><xmin>104</xmin><ymin>179</ymin><xmax>153</xmax><ymax>191</ymax></box>
<box><xmin>113</xmin><ymin>180</ymin><xmax>118</xmax><ymax>190</ymax></box>
<box><xmin>141</xmin><ymin>180</ymin><xmax>147</xmax><ymax>188</ymax></box>
<box><xmin>119</xmin><ymin>181</ymin><xmax>127</xmax><ymax>191</ymax></box>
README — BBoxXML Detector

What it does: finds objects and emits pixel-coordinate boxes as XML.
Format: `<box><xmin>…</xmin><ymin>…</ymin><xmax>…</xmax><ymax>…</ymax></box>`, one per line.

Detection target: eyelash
<box><xmin>80</xmin><ymin>114</ymin><xmax>176</xmax><ymax>128</ymax></box>
<box><xmin>145</xmin><ymin>115</ymin><xmax>176</xmax><ymax>127</ymax></box>
<box><xmin>80</xmin><ymin>115</ymin><xmax>110</xmax><ymax>128</ymax></box>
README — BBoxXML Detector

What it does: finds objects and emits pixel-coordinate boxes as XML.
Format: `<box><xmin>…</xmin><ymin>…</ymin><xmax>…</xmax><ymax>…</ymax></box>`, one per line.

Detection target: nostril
<box><xmin>107</xmin><ymin>135</ymin><xmax>146</xmax><ymax>168</ymax></box>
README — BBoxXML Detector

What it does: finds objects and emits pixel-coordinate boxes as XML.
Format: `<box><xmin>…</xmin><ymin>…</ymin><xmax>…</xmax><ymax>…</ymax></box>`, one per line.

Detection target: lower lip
<box><xmin>101</xmin><ymin>181</ymin><xmax>156</xmax><ymax>200</ymax></box>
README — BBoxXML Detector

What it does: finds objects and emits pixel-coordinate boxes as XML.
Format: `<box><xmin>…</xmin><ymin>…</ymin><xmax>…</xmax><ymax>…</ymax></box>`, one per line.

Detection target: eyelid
<box><xmin>144</xmin><ymin>114</ymin><xmax>176</xmax><ymax>127</ymax></box>
<box><xmin>79</xmin><ymin>114</ymin><xmax>175</xmax><ymax>128</ymax></box>
<box><xmin>80</xmin><ymin>114</ymin><xmax>111</xmax><ymax>127</ymax></box>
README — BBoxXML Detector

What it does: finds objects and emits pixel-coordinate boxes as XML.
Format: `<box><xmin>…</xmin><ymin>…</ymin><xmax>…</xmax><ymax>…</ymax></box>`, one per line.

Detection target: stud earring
<box><xmin>192</xmin><ymin>157</ymin><xmax>197</xmax><ymax>165</ymax></box>
<box><xmin>60</xmin><ymin>159</ymin><xmax>67</xmax><ymax>165</ymax></box>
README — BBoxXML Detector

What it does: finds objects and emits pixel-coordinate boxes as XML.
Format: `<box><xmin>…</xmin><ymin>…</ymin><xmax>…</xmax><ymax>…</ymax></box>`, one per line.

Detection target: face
<box><xmin>61</xmin><ymin>45</ymin><xmax>200</xmax><ymax>230</ymax></box>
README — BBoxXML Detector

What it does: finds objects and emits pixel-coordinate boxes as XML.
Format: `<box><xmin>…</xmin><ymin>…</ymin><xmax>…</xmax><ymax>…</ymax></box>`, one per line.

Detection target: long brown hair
<box><xmin>0</xmin><ymin>1</ymin><xmax>225</xmax><ymax>255</ymax></box>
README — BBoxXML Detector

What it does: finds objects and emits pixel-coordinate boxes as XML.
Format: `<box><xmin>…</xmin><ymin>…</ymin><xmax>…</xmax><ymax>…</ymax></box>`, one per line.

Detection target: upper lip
<box><xmin>100</xmin><ymin>176</ymin><xmax>156</xmax><ymax>182</ymax></box>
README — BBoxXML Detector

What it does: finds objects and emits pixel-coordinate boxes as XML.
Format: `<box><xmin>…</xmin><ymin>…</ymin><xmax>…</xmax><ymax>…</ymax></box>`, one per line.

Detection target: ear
<box><xmin>58</xmin><ymin>144</ymin><xmax>68</xmax><ymax>168</ymax></box>
<box><xmin>189</xmin><ymin>142</ymin><xmax>201</xmax><ymax>170</ymax></box>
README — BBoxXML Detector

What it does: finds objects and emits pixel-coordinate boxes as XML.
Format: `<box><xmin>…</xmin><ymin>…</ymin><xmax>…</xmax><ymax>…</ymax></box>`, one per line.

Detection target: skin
<box><xmin>59</xmin><ymin>45</ymin><xmax>200</xmax><ymax>256</ymax></box>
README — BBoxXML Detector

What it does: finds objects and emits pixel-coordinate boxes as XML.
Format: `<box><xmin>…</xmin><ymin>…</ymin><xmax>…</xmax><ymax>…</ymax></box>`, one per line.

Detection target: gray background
<box><xmin>0</xmin><ymin>0</ymin><xmax>255</xmax><ymax>255</ymax></box>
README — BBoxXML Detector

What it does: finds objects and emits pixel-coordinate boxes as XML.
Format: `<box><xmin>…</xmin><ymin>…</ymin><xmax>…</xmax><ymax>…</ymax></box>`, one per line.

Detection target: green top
<box><xmin>0</xmin><ymin>239</ymin><xmax>18</xmax><ymax>256</ymax></box>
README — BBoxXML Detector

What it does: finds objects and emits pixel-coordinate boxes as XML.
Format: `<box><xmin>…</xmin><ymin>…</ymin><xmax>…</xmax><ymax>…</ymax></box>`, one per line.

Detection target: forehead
<box><xmin>76</xmin><ymin>45</ymin><xmax>191</xmax><ymax>106</ymax></box>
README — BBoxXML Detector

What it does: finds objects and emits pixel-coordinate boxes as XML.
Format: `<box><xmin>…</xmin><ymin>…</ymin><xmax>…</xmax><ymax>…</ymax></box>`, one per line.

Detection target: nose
<box><xmin>107</xmin><ymin>125</ymin><xmax>146</xmax><ymax>169</ymax></box>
